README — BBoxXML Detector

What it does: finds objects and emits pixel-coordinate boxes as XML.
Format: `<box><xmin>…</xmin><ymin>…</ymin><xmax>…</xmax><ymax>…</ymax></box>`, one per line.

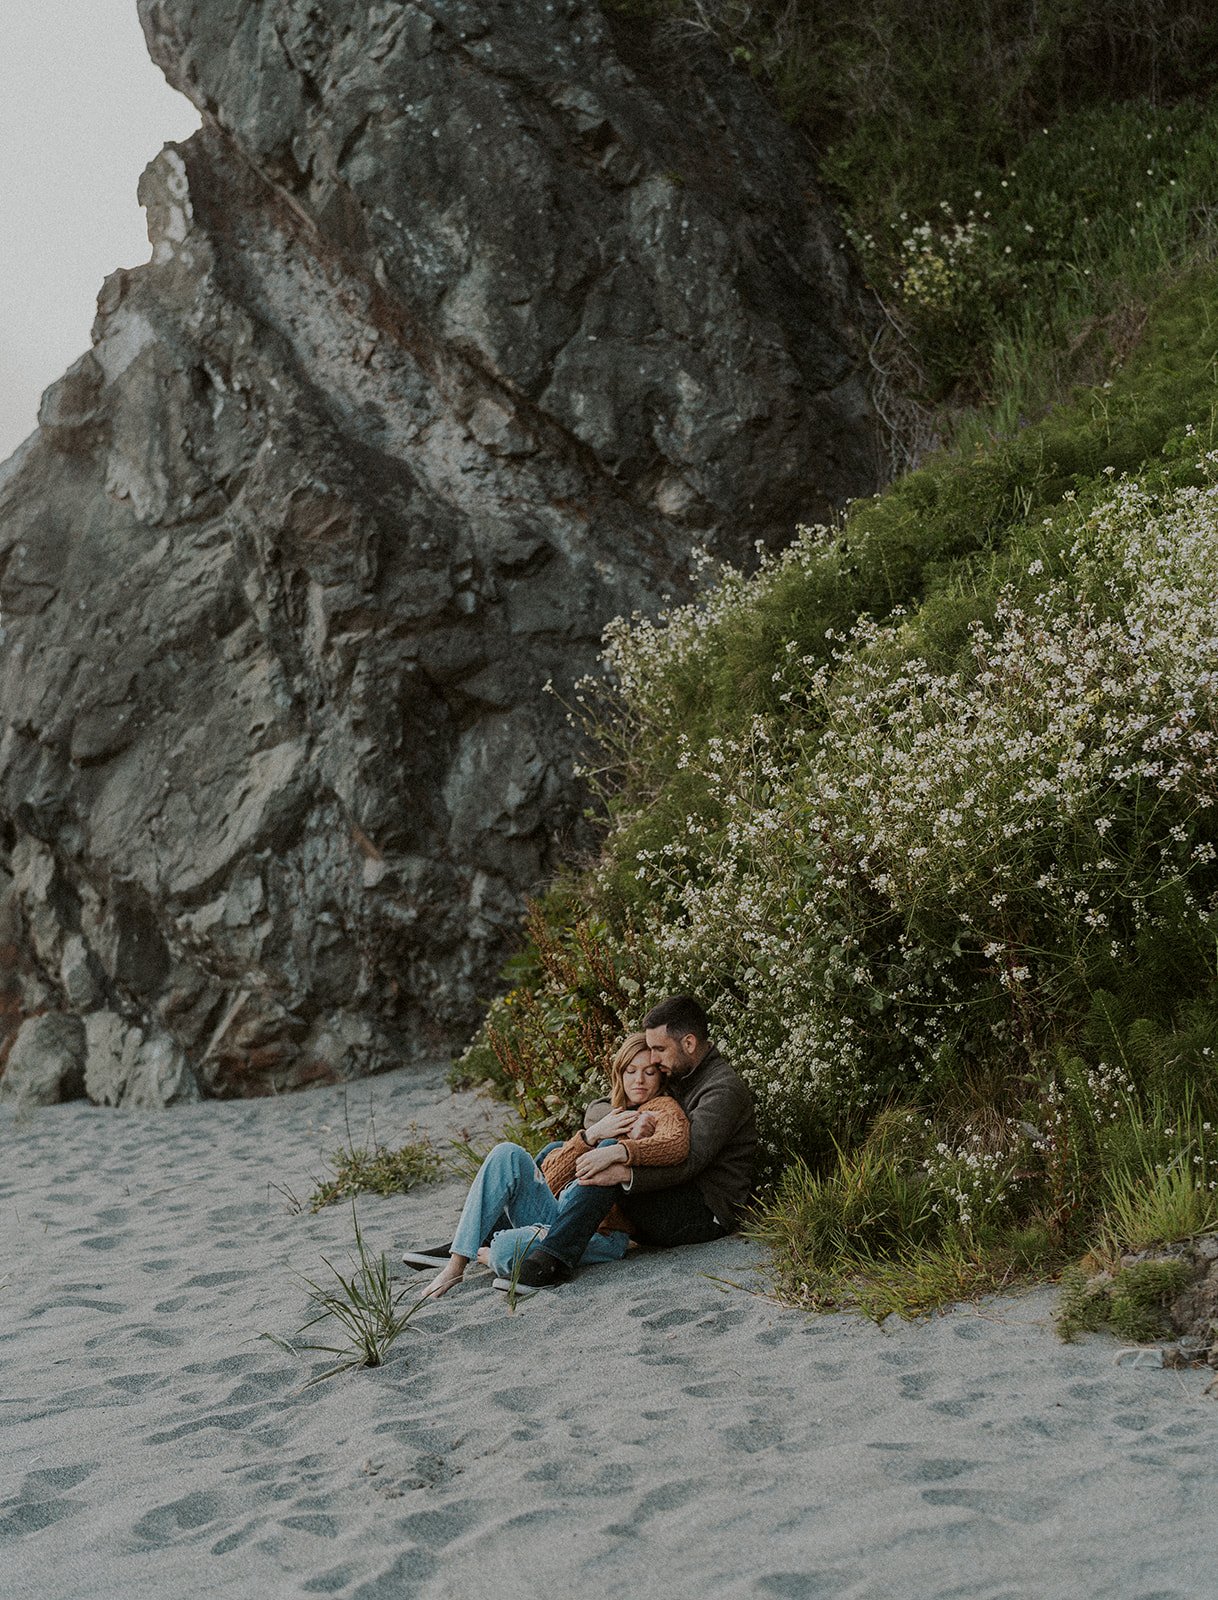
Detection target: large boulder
<box><xmin>0</xmin><ymin>1013</ymin><xmax>87</xmax><ymax>1108</ymax></box>
<box><xmin>83</xmin><ymin>1010</ymin><xmax>200</xmax><ymax>1109</ymax></box>
<box><xmin>0</xmin><ymin>0</ymin><xmax>882</xmax><ymax>1099</ymax></box>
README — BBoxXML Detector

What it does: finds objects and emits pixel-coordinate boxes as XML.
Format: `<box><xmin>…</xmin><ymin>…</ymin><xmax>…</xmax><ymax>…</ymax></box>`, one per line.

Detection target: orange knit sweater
<box><xmin>539</xmin><ymin>1094</ymin><xmax>690</xmax><ymax>1237</ymax></box>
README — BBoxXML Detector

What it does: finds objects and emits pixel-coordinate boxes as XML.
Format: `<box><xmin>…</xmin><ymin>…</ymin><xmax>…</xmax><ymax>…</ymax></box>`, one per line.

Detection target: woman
<box><xmin>417</xmin><ymin>1031</ymin><xmax>688</xmax><ymax>1297</ymax></box>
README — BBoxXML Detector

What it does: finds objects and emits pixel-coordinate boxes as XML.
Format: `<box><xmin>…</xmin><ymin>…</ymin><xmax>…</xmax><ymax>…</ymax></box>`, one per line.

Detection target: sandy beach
<box><xmin>2</xmin><ymin>1064</ymin><xmax>1215</xmax><ymax>1600</ymax></box>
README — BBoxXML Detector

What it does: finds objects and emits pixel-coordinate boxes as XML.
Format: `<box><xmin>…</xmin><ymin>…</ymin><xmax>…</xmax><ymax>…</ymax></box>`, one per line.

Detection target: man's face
<box><xmin>645</xmin><ymin>1026</ymin><xmax>699</xmax><ymax>1077</ymax></box>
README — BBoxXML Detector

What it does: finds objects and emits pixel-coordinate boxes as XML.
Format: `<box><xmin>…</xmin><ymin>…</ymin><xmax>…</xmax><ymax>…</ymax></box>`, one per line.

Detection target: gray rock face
<box><xmin>0</xmin><ymin>0</ymin><xmax>881</xmax><ymax>1100</ymax></box>
<box><xmin>0</xmin><ymin>1013</ymin><xmax>87</xmax><ymax>1108</ymax></box>
<box><xmin>83</xmin><ymin>1009</ymin><xmax>200</xmax><ymax>1109</ymax></box>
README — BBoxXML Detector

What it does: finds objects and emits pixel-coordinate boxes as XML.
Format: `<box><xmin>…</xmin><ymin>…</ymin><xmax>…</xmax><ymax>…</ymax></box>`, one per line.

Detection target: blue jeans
<box><xmin>449</xmin><ymin>1142</ymin><xmax>629</xmax><ymax>1277</ymax></box>
<box><xmin>538</xmin><ymin>1176</ymin><xmax>728</xmax><ymax>1270</ymax></box>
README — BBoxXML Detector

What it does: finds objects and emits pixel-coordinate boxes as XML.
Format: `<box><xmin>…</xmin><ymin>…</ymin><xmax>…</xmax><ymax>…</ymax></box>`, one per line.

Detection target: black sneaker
<box><xmin>511</xmin><ymin>1249</ymin><xmax>572</xmax><ymax>1288</ymax></box>
<box><xmin>401</xmin><ymin>1245</ymin><xmax>453</xmax><ymax>1270</ymax></box>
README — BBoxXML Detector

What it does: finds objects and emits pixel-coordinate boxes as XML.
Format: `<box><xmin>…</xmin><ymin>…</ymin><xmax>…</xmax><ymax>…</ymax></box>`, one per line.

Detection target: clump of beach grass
<box><xmin>265</xmin><ymin>1204</ymin><xmax>424</xmax><ymax>1384</ymax></box>
<box><xmin>308</xmin><ymin>1095</ymin><xmax>446</xmax><ymax>1211</ymax></box>
<box><xmin>310</xmin><ymin>1134</ymin><xmax>444</xmax><ymax>1211</ymax></box>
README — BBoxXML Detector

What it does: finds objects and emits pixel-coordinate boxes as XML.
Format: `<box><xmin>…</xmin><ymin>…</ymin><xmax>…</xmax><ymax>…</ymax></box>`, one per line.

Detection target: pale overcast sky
<box><xmin>0</xmin><ymin>2</ymin><xmax>201</xmax><ymax>461</ymax></box>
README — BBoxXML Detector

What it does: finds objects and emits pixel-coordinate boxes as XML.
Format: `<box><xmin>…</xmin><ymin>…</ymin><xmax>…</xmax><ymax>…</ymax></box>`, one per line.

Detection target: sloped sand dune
<box><xmin>2</xmin><ymin>1066</ymin><xmax>1215</xmax><ymax>1600</ymax></box>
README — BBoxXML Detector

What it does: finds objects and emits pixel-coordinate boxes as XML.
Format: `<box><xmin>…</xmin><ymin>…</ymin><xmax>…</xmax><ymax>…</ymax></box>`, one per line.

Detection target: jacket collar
<box><xmin>670</xmin><ymin>1044</ymin><xmax>719</xmax><ymax>1100</ymax></box>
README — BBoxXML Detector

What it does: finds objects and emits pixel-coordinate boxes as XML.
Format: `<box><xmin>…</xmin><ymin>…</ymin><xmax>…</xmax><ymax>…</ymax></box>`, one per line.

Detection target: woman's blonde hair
<box><xmin>607</xmin><ymin>1030</ymin><xmax>655</xmax><ymax>1109</ymax></box>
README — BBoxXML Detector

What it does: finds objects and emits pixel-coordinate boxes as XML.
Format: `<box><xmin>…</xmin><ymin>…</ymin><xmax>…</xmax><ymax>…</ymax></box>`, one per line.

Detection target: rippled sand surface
<box><xmin>3</xmin><ymin>1066</ymin><xmax>1215</xmax><ymax>1600</ymax></box>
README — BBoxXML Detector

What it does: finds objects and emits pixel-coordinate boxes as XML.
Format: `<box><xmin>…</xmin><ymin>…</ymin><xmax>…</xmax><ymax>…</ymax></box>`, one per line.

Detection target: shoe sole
<box><xmin>401</xmin><ymin>1247</ymin><xmax>453</xmax><ymax>1270</ymax></box>
<box><xmin>492</xmin><ymin>1277</ymin><xmax>542</xmax><ymax>1298</ymax></box>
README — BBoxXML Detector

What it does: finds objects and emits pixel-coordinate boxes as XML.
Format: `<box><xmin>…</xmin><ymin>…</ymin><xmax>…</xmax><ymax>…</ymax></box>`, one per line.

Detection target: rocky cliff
<box><xmin>0</xmin><ymin>0</ymin><xmax>881</xmax><ymax>1105</ymax></box>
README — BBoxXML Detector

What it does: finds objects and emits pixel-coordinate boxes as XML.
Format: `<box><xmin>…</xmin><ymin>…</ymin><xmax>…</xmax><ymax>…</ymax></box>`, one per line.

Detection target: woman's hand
<box><xmin>584</xmin><ymin>1107</ymin><xmax>642</xmax><ymax>1144</ymax></box>
<box><xmin>625</xmin><ymin>1109</ymin><xmax>657</xmax><ymax>1141</ymax></box>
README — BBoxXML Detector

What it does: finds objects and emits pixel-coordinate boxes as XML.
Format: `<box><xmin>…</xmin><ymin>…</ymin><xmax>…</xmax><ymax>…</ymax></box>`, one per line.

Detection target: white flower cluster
<box><xmin>1032</xmin><ymin>1057</ymin><xmax>1137</xmax><ymax>1186</ymax></box>
<box><xmin>922</xmin><ymin>1123</ymin><xmax>1026</xmax><ymax>1231</ymax></box>
<box><xmin>894</xmin><ymin>214</ymin><xmax>983</xmax><ymax>311</ymax></box>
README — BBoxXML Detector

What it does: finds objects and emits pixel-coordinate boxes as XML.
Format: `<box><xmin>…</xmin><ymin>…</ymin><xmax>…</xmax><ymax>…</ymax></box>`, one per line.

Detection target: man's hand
<box><xmin>577</xmin><ymin>1159</ymin><xmax>632</xmax><ymax>1187</ymax></box>
<box><xmin>575</xmin><ymin>1143</ymin><xmax>631</xmax><ymax>1185</ymax></box>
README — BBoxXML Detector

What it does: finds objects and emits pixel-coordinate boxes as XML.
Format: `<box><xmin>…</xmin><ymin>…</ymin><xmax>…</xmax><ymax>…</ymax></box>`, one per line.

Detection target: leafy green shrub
<box><xmin>570</xmin><ymin>466</ymin><xmax>1218</xmax><ymax>1163</ymax></box>
<box><xmin>460</xmin><ymin>901</ymin><xmax>653</xmax><ymax>1137</ymax></box>
<box><xmin>1057</xmin><ymin>1258</ymin><xmax>1193</xmax><ymax>1343</ymax></box>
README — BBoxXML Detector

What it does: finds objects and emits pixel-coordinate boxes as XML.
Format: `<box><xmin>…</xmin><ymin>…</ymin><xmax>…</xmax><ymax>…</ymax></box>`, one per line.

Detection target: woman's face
<box><xmin>622</xmin><ymin>1050</ymin><xmax>663</xmax><ymax>1106</ymax></box>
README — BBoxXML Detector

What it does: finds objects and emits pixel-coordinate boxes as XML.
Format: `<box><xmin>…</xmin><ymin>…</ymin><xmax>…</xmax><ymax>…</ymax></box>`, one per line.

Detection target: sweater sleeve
<box><xmin>616</xmin><ymin>1095</ymin><xmax>689</xmax><ymax>1167</ymax></box>
<box><xmin>627</xmin><ymin>1072</ymin><xmax>752</xmax><ymax>1195</ymax></box>
<box><xmin>539</xmin><ymin>1136</ymin><xmax>583</xmax><ymax>1196</ymax></box>
<box><xmin>539</xmin><ymin>1098</ymin><xmax>612</xmax><ymax>1195</ymax></box>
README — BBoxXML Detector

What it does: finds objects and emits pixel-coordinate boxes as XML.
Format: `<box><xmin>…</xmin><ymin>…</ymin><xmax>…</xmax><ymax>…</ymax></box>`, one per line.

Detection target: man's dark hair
<box><xmin>642</xmin><ymin>994</ymin><xmax>709</xmax><ymax>1043</ymax></box>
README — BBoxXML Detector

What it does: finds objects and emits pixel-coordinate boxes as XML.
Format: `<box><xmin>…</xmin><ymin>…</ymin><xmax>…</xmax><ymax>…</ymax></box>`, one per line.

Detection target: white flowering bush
<box><xmin>580</xmin><ymin>474</ymin><xmax>1218</xmax><ymax>1181</ymax></box>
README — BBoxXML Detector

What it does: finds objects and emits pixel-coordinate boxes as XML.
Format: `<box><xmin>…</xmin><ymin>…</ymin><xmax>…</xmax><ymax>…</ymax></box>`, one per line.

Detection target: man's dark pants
<box><xmin>539</xmin><ymin>1178</ymin><xmax>728</xmax><ymax>1270</ymax></box>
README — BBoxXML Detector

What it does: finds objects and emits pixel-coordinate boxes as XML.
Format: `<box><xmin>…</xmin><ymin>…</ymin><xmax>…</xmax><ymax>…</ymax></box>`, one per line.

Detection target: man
<box><xmin>512</xmin><ymin>993</ymin><xmax>757</xmax><ymax>1288</ymax></box>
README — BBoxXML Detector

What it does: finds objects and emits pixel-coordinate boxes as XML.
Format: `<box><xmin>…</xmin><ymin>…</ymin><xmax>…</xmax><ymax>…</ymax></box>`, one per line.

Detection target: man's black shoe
<box><xmin>512</xmin><ymin>1249</ymin><xmax>573</xmax><ymax>1288</ymax></box>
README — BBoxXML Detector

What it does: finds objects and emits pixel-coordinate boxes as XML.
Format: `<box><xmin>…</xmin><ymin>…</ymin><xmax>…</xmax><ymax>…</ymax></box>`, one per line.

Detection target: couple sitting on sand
<box><xmin>407</xmin><ymin>994</ymin><xmax>757</xmax><ymax>1298</ymax></box>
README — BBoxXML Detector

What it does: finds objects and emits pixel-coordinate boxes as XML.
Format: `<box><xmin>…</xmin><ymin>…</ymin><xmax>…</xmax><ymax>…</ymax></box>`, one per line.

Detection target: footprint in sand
<box><xmin>129</xmin><ymin>1326</ymin><xmax>186</xmax><ymax>1349</ymax></box>
<box><xmin>131</xmin><ymin>1489</ymin><xmax>231</xmax><ymax>1546</ymax></box>
<box><xmin>1111</xmin><ymin>1411</ymin><xmax>1153</xmax><ymax>1432</ymax></box>
<box><xmin>693</xmin><ymin>1307</ymin><xmax>748</xmax><ymax>1332</ymax></box>
<box><xmin>20</xmin><ymin>1463</ymin><xmax>97</xmax><ymax>1494</ymax></box>
<box><xmin>604</xmin><ymin>1478</ymin><xmax>703</xmax><ymax>1530</ymax></box>
<box><xmin>491</xmin><ymin>1382</ymin><xmax>555</xmax><ymax>1417</ymax></box>
<box><xmin>0</xmin><ymin>1463</ymin><xmax>97</xmax><ymax>1541</ymax></box>
<box><xmin>184</xmin><ymin>1269</ymin><xmax>247</xmax><ymax>1288</ymax></box>
<box><xmin>626</xmin><ymin>1292</ymin><xmax>677</xmax><ymax>1320</ymax></box>
<box><xmin>209</xmin><ymin>1518</ymin><xmax>265</xmax><ymax>1556</ymax></box>
<box><xmin>878</xmin><ymin>1453</ymin><xmax>977</xmax><ymax>1484</ymax></box>
<box><xmin>347</xmin><ymin>1549</ymin><xmax>436</xmax><ymax>1598</ymax></box>
<box><xmin>396</xmin><ymin>1499</ymin><xmax>482</xmax><ymax>1549</ymax></box>
<box><xmin>754</xmin><ymin>1323</ymin><xmax>797</xmax><ymax>1348</ymax></box>
<box><xmin>297</xmin><ymin>1561</ymin><xmax>360</xmax><ymax>1593</ymax></box>
<box><xmin>0</xmin><ymin>1497</ymin><xmax>84</xmax><ymax>1538</ymax></box>
<box><xmin>920</xmin><ymin>1486</ymin><xmax>1060</xmax><ymax>1524</ymax></box>
<box><xmin>106</xmin><ymin>1373</ymin><xmax>164</xmax><ymax>1396</ymax></box>
<box><xmin>29</xmin><ymin>1294</ymin><xmax>125</xmax><ymax>1316</ymax></box>
<box><xmin>640</xmin><ymin>1307</ymin><xmax>702</xmax><ymax>1331</ymax></box>
<box><xmin>222</xmin><ymin>1369</ymin><xmax>297</xmax><ymax>1406</ymax></box>
<box><xmin>951</xmin><ymin>1318</ymin><xmax>987</xmax><ymax>1340</ymax></box>
<box><xmin>682</xmin><ymin>1378</ymin><xmax>737</xmax><ymax>1398</ymax></box>
<box><xmin>754</xmin><ymin>1570</ymin><xmax>859</xmax><ymax>1598</ymax></box>
<box><xmin>280</xmin><ymin>1512</ymin><xmax>342</xmax><ymax>1537</ymax></box>
<box><xmin>925</xmin><ymin>1394</ymin><xmax>983</xmax><ymax>1418</ymax></box>
<box><xmin>719</xmin><ymin>1420</ymin><xmax>787</xmax><ymax>1454</ymax></box>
